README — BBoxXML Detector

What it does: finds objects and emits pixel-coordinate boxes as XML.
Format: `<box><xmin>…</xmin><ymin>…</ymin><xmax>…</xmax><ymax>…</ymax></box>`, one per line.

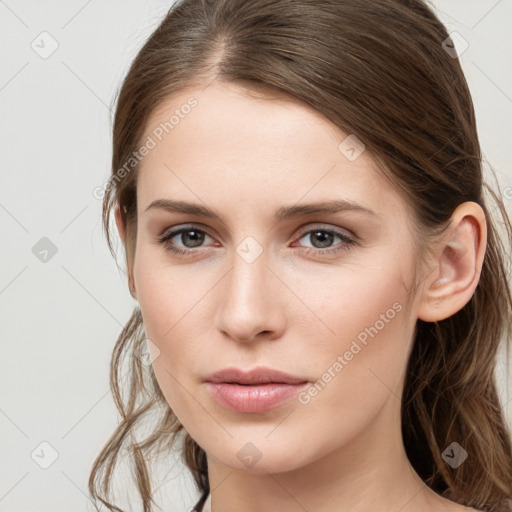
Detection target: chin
<box><xmin>202</xmin><ymin>434</ymin><xmax>319</xmax><ymax>475</ymax></box>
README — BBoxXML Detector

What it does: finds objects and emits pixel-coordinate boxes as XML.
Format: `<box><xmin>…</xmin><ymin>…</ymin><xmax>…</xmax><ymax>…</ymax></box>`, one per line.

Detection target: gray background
<box><xmin>1</xmin><ymin>1</ymin><xmax>511</xmax><ymax>511</ymax></box>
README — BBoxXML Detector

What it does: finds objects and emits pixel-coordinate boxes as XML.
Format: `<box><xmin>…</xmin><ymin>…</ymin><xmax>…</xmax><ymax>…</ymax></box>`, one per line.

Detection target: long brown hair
<box><xmin>89</xmin><ymin>0</ymin><xmax>512</xmax><ymax>510</ymax></box>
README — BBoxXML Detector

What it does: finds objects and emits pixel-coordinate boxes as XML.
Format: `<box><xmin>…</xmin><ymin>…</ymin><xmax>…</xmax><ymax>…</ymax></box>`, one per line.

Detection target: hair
<box><xmin>89</xmin><ymin>0</ymin><xmax>512</xmax><ymax>510</ymax></box>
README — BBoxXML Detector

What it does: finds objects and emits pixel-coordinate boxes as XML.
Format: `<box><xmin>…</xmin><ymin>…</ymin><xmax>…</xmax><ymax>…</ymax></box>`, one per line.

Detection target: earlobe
<box><xmin>417</xmin><ymin>202</ymin><xmax>487</xmax><ymax>322</ymax></box>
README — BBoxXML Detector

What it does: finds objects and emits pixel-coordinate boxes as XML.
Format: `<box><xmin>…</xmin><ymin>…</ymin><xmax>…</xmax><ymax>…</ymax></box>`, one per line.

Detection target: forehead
<box><xmin>136</xmin><ymin>81</ymin><xmax>406</xmax><ymax>221</ymax></box>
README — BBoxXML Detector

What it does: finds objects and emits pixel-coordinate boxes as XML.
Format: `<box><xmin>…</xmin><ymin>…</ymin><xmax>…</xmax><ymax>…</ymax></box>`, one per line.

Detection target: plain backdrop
<box><xmin>1</xmin><ymin>1</ymin><xmax>511</xmax><ymax>511</ymax></box>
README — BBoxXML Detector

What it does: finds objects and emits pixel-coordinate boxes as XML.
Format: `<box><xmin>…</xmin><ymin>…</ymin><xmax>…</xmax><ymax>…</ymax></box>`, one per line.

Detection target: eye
<box><xmin>157</xmin><ymin>224</ymin><xmax>356</xmax><ymax>257</ymax></box>
<box><xmin>157</xmin><ymin>225</ymin><xmax>215</xmax><ymax>257</ymax></box>
<box><xmin>293</xmin><ymin>225</ymin><xmax>356</xmax><ymax>256</ymax></box>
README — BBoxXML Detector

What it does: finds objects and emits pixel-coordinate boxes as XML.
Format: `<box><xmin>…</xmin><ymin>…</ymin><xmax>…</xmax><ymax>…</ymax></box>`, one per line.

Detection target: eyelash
<box><xmin>157</xmin><ymin>224</ymin><xmax>356</xmax><ymax>258</ymax></box>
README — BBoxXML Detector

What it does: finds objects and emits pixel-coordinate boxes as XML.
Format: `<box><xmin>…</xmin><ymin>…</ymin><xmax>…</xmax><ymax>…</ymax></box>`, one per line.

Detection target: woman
<box><xmin>89</xmin><ymin>0</ymin><xmax>512</xmax><ymax>511</ymax></box>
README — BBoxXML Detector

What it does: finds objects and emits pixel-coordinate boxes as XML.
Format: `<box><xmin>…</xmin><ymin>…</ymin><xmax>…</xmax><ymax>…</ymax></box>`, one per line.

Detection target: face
<box><xmin>131</xmin><ymin>81</ymin><xmax>422</xmax><ymax>474</ymax></box>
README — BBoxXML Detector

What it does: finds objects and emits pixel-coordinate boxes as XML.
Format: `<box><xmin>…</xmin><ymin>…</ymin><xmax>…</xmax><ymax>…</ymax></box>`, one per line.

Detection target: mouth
<box><xmin>203</xmin><ymin>366</ymin><xmax>309</xmax><ymax>413</ymax></box>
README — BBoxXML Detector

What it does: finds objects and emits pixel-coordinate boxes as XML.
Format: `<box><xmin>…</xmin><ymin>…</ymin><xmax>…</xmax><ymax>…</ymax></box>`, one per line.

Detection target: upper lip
<box><xmin>204</xmin><ymin>367</ymin><xmax>309</xmax><ymax>385</ymax></box>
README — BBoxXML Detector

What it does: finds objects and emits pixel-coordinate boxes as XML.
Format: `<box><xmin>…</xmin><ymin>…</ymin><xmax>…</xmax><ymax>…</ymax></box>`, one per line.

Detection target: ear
<box><xmin>114</xmin><ymin>203</ymin><xmax>137</xmax><ymax>300</ymax></box>
<box><xmin>114</xmin><ymin>203</ymin><xmax>126</xmax><ymax>244</ymax></box>
<box><xmin>416</xmin><ymin>201</ymin><xmax>487</xmax><ymax>322</ymax></box>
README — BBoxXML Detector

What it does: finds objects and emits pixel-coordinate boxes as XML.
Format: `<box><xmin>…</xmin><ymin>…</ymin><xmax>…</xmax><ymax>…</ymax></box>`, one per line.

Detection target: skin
<box><xmin>115</xmin><ymin>81</ymin><xmax>486</xmax><ymax>512</ymax></box>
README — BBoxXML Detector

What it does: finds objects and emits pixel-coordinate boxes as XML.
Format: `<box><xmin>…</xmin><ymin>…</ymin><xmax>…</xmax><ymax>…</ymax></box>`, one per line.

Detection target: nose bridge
<box><xmin>229</xmin><ymin>238</ymin><xmax>272</xmax><ymax>313</ymax></box>
<box><xmin>215</xmin><ymin>235</ymin><xmax>282</xmax><ymax>341</ymax></box>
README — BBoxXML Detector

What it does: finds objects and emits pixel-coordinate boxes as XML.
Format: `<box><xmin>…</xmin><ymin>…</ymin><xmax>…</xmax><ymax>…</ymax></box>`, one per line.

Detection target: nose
<box><xmin>214</xmin><ymin>246</ymin><xmax>286</xmax><ymax>343</ymax></box>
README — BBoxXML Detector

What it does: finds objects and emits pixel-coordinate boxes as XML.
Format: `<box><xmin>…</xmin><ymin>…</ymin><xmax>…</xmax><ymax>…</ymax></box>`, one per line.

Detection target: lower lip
<box><xmin>205</xmin><ymin>382</ymin><xmax>308</xmax><ymax>413</ymax></box>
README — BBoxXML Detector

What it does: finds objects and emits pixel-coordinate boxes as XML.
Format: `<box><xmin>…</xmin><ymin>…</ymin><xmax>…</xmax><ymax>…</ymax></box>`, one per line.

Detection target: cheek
<box><xmin>133</xmin><ymin>241</ymin><xmax>198</xmax><ymax>331</ymax></box>
<box><xmin>288</xmin><ymin>247</ymin><xmax>413</xmax><ymax>351</ymax></box>
<box><xmin>321</xmin><ymin>256</ymin><xmax>413</xmax><ymax>365</ymax></box>
<box><xmin>134</xmin><ymin>267</ymin><xmax>199</xmax><ymax>363</ymax></box>
<box><xmin>293</xmin><ymin>260</ymin><xmax>415</xmax><ymax>438</ymax></box>
<box><xmin>132</xmin><ymin>247</ymin><xmax>218</xmax><ymax>395</ymax></box>
<box><xmin>133</xmin><ymin>253</ymin><xmax>203</xmax><ymax>425</ymax></box>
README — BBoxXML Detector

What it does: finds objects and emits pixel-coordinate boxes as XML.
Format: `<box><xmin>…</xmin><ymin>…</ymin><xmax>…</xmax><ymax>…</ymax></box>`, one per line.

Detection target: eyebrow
<box><xmin>144</xmin><ymin>198</ymin><xmax>377</xmax><ymax>221</ymax></box>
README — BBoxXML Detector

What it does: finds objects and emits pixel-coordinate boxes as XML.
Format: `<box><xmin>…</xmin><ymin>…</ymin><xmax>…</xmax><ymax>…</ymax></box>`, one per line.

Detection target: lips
<box><xmin>203</xmin><ymin>367</ymin><xmax>310</xmax><ymax>413</ymax></box>
<box><xmin>203</xmin><ymin>366</ymin><xmax>308</xmax><ymax>385</ymax></box>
